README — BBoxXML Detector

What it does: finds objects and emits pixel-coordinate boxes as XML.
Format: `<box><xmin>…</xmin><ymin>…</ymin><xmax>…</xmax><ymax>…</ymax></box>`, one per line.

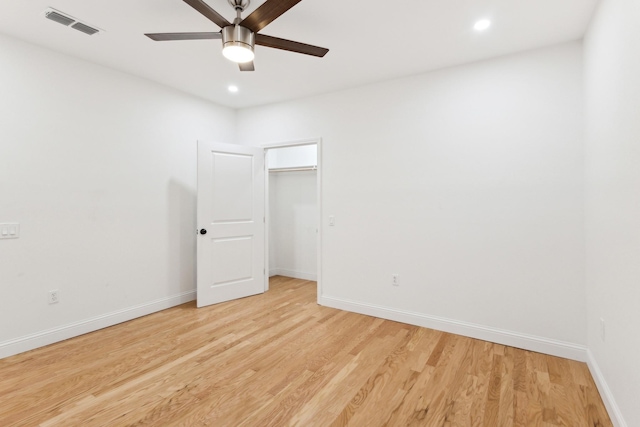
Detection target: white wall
<box><xmin>267</xmin><ymin>145</ymin><xmax>317</xmax><ymax>169</ymax></box>
<box><xmin>269</xmin><ymin>171</ymin><xmax>317</xmax><ymax>280</ymax></box>
<box><xmin>238</xmin><ymin>42</ymin><xmax>587</xmax><ymax>357</ymax></box>
<box><xmin>0</xmin><ymin>33</ymin><xmax>235</xmax><ymax>357</ymax></box>
<box><xmin>584</xmin><ymin>0</ymin><xmax>640</xmax><ymax>425</ymax></box>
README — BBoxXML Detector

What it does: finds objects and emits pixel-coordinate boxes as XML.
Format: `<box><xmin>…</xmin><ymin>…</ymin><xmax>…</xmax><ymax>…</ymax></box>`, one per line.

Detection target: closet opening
<box><xmin>264</xmin><ymin>140</ymin><xmax>321</xmax><ymax>301</ymax></box>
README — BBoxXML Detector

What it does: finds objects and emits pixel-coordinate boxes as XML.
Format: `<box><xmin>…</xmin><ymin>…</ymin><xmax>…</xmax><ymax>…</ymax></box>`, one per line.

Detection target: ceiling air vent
<box><xmin>45</xmin><ymin>11</ymin><xmax>75</xmax><ymax>26</ymax></box>
<box><xmin>71</xmin><ymin>22</ymin><xmax>100</xmax><ymax>36</ymax></box>
<box><xmin>43</xmin><ymin>8</ymin><xmax>102</xmax><ymax>36</ymax></box>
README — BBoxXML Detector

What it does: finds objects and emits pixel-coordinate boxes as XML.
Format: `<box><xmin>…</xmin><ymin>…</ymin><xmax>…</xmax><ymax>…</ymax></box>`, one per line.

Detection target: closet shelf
<box><xmin>268</xmin><ymin>166</ymin><xmax>317</xmax><ymax>173</ymax></box>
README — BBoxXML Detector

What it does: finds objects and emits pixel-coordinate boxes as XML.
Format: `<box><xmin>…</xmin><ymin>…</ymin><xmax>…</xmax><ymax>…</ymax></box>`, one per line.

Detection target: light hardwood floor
<box><xmin>0</xmin><ymin>276</ymin><xmax>611</xmax><ymax>426</ymax></box>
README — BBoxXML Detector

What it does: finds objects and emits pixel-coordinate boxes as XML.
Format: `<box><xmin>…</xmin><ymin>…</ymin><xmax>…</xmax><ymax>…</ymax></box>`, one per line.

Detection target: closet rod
<box><xmin>268</xmin><ymin>166</ymin><xmax>317</xmax><ymax>173</ymax></box>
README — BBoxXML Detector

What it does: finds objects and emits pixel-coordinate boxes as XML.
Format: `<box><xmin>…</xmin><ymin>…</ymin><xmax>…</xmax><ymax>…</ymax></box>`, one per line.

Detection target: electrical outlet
<box><xmin>48</xmin><ymin>290</ymin><xmax>60</xmax><ymax>304</ymax></box>
<box><xmin>392</xmin><ymin>274</ymin><xmax>399</xmax><ymax>287</ymax></box>
<box><xmin>600</xmin><ymin>318</ymin><xmax>605</xmax><ymax>342</ymax></box>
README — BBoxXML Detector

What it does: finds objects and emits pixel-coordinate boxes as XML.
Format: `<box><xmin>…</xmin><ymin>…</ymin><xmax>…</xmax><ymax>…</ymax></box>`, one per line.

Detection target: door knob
<box><xmin>200</xmin><ymin>229</ymin><xmax>207</xmax><ymax>235</ymax></box>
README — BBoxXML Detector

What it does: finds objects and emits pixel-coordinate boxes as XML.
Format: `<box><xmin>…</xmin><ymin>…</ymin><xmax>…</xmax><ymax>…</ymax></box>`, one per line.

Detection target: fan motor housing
<box><xmin>222</xmin><ymin>25</ymin><xmax>255</xmax><ymax>50</ymax></box>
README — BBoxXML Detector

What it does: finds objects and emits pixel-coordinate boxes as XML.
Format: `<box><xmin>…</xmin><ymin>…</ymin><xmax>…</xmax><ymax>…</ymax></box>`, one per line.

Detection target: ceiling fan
<box><xmin>145</xmin><ymin>0</ymin><xmax>329</xmax><ymax>71</ymax></box>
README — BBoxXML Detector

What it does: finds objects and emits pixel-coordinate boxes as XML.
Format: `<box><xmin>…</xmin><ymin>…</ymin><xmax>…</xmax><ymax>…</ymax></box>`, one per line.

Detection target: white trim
<box><xmin>316</xmin><ymin>139</ymin><xmax>323</xmax><ymax>303</ymax></box>
<box><xmin>319</xmin><ymin>295</ymin><xmax>587</xmax><ymax>362</ymax></box>
<box><xmin>269</xmin><ymin>269</ymin><xmax>317</xmax><ymax>281</ymax></box>
<box><xmin>261</xmin><ymin>138</ymin><xmax>321</xmax><ymax>149</ymax></box>
<box><xmin>586</xmin><ymin>350</ymin><xmax>627</xmax><ymax>427</ymax></box>
<box><xmin>264</xmin><ymin>147</ymin><xmax>270</xmax><ymax>293</ymax></box>
<box><xmin>0</xmin><ymin>290</ymin><xmax>196</xmax><ymax>359</ymax></box>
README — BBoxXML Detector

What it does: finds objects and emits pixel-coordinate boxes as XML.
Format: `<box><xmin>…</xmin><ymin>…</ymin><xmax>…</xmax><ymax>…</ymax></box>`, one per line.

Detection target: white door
<box><xmin>197</xmin><ymin>141</ymin><xmax>265</xmax><ymax>307</ymax></box>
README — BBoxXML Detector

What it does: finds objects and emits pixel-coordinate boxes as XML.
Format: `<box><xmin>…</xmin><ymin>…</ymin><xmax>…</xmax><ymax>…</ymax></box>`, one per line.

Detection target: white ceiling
<box><xmin>0</xmin><ymin>0</ymin><xmax>598</xmax><ymax>109</ymax></box>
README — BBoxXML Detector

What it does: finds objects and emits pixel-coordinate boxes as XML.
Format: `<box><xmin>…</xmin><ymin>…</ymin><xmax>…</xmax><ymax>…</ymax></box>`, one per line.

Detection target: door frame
<box><xmin>262</xmin><ymin>138</ymin><xmax>323</xmax><ymax>303</ymax></box>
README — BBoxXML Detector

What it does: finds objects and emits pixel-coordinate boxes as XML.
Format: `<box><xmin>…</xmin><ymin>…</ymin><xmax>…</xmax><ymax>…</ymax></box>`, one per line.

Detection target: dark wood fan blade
<box><xmin>183</xmin><ymin>0</ymin><xmax>231</xmax><ymax>28</ymax></box>
<box><xmin>240</xmin><ymin>0</ymin><xmax>302</xmax><ymax>33</ymax></box>
<box><xmin>239</xmin><ymin>61</ymin><xmax>255</xmax><ymax>72</ymax></box>
<box><xmin>256</xmin><ymin>34</ymin><xmax>329</xmax><ymax>57</ymax></box>
<box><xmin>145</xmin><ymin>32</ymin><xmax>222</xmax><ymax>41</ymax></box>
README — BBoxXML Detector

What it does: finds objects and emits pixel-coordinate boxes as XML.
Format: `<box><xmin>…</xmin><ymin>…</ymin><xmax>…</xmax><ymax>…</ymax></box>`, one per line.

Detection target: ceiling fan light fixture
<box><xmin>147</xmin><ymin>0</ymin><xmax>330</xmax><ymax>72</ymax></box>
<box><xmin>222</xmin><ymin>25</ymin><xmax>255</xmax><ymax>63</ymax></box>
<box><xmin>223</xmin><ymin>43</ymin><xmax>255</xmax><ymax>63</ymax></box>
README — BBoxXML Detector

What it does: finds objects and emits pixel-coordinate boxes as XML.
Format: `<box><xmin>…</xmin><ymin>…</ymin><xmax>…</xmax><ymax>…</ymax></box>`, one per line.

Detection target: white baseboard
<box><xmin>319</xmin><ymin>295</ymin><xmax>587</xmax><ymax>362</ymax></box>
<box><xmin>586</xmin><ymin>350</ymin><xmax>627</xmax><ymax>427</ymax></box>
<box><xmin>0</xmin><ymin>290</ymin><xmax>196</xmax><ymax>359</ymax></box>
<box><xmin>269</xmin><ymin>268</ymin><xmax>317</xmax><ymax>281</ymax></box>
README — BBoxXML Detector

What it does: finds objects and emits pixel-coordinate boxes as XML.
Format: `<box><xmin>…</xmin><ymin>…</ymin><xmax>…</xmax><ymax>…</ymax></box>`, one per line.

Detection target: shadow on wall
<box><xmin>167</xmin><ymin>178</ymin><xmax>197</xmax><ymax>294</ymax></box>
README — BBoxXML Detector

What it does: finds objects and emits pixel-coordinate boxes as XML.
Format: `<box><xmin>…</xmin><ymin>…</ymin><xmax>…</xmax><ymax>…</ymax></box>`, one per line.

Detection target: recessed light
<box><xmin>228</xmin><ymin>85</ymin><xmax>239</xmax><ymax>93</ymax></box>
<box><xmin>474</xmin><ymin>19</ymin><xmax>491</xmax><ymax>31</ymax></box>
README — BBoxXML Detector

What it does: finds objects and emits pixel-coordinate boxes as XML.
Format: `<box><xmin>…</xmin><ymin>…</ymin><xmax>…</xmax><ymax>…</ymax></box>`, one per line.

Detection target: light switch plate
<box><xmin>0</xmin><ymin>223</ymin><xmax>20</xmax><ymax>239</ymax></box>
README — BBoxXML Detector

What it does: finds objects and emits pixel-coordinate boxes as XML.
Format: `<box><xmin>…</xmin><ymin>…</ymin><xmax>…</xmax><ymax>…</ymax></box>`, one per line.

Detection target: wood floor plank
<box><xmin>330</xmin><ymin>327</ymin><xmax>422</xmax><ymax>426</ymax></box>
<box><xmin>288</xmin><ymin>328</ymin><xmax>410</xmax><ymax>426</ymax></box>
<box><xmin>498</xmin><ymin>346</ymin><xmax>515</xmax><ymax>426</ymax></box>
<box><xmin>241</xmin><ymin>317</ymin><xmax>387</xmax><ymax>427</ymax></box>
<box><xmin>0</xmin><ymin>276</ymin><xmax>613</xmax><ymax>426</ymax></box>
